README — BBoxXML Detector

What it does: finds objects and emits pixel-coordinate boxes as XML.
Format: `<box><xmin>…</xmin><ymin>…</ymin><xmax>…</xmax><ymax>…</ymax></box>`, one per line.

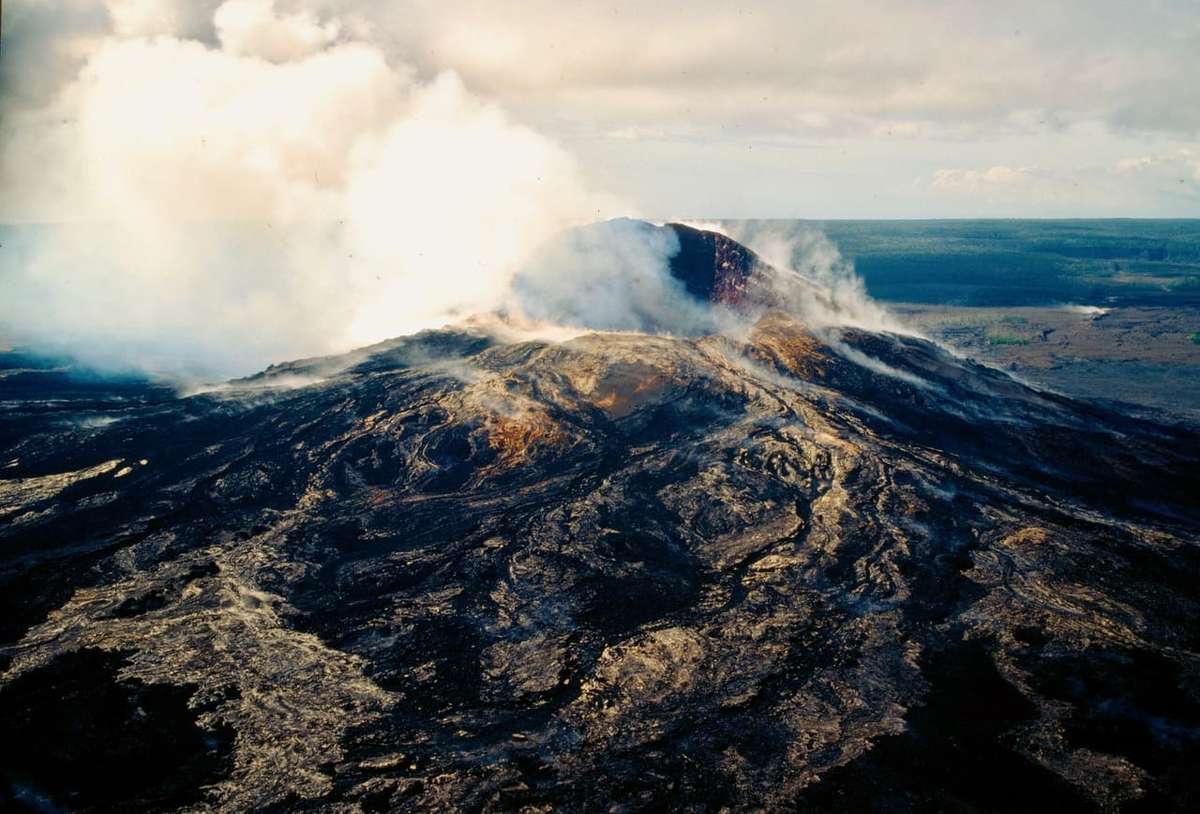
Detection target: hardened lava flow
<box><xmin>1</xmin><ymin>224</ymin><xmax>1199</xmax><ymax>813</ymax></box>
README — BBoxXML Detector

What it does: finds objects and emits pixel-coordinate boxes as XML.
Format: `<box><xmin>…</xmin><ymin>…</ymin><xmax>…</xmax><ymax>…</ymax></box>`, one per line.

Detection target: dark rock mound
<box><xmin>664</xmin><ymin>222</ymin><xmax>773</xmax><ymax>306</ymax></box>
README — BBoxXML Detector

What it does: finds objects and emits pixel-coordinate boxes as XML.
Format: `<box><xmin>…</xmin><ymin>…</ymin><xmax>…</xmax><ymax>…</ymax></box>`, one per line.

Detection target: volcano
<box><xmin>1</xmin><ymin>224</ymin><xmax>1199</xmax><ymax>812</ymax></box>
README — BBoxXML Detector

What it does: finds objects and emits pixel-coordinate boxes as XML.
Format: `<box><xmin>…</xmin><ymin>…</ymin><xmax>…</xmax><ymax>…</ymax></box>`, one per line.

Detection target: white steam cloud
<box><xmin>1</xmin><ymin>0</ymin><xmax>616</xmax><ymax>376</ymax></box>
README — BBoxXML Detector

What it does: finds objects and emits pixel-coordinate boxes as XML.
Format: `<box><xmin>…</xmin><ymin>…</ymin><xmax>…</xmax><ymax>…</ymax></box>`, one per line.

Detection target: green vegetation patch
<box><xmin>987</xmin><ymin>334</ymin><xmax>1030</xmax><ymax>346</ymax></box>
<box><xmin>1189</xmin><ymin>332</ymin><xmax>1200</xmax><ymax>346</ymax></box>
<box><xmin>998</xmin><ymin>315</ymin><xmax>1029</xmax><ymax>326</ymax></box>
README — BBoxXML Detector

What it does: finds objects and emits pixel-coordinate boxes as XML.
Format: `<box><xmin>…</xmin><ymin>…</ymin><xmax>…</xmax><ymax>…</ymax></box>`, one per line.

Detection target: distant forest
<box><xmin>736</xmin><ymin>220</ymin><xmax>1200</xmax><ymax>307</ymax></box>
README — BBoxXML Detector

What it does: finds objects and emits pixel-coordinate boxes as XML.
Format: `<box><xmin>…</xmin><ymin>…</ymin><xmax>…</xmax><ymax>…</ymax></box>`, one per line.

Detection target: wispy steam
<box><xmin>711</xmin><ymin>221</ymin><xmax>913</xmax><ymax>336</ymax></box>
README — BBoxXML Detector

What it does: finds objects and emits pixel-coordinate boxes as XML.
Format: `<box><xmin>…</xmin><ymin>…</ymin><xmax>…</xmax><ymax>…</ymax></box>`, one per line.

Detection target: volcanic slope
<box><xmin>1</xmin><ymin>225</ymin><xmax>1199</xmax><ymax>813</ymax></box>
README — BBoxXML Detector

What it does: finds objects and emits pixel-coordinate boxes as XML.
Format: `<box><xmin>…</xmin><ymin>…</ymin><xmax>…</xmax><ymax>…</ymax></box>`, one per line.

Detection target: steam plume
<box><xmin>0</xmin><ymin>0</ymin><xmax>615</xmax><ymax>376</ymax></box>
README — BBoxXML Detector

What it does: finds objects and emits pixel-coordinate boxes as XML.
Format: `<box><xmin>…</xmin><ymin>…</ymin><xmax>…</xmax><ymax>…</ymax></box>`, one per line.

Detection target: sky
<box><xmin>0</xmin><ymin>1</ymin><xmax>1198</xmax><ymax>375</ymax></box>
<box><xmin>400</xmin><ymin>0</ymin><xmax>1200</xmax><ymax>219</ymax></box>
<box><xmin>3</xmin><ymin>0</ymin><xmax>1199</xmax><ymax>221</ymax></box>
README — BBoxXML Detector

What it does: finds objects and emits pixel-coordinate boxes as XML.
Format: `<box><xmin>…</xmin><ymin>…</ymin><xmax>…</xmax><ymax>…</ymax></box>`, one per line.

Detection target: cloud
<box><xmin>214</xmin><ymin>0</ymin><xmax>340</xmax><ymax>61</ymax></box>
<box><xmin>15</xmin><ymin>1</ymin><xmax>1195</xmax><ymax>144</ymax></box>
<box><xmin>309</xmin><ymin>2</ymin><xmax>1198</xmax><ymax>218</ymax></box>
<box><xmin>930</xmin><ymin>166</ymin><xmax>1084</xmax><ymax>203</ymax></box>
<box><xmin>929</xmin><ymin>151</ymin><xmax>1200</xmax><ymax>214</ymax></box>
<box><xmin>1113</xmin><ymin>149</ymin><xmax>1200</xmax><ymax>183</ymax></box>
<box><xmin>364</xmin><ymin>0</ymin><xmax>1200</xmax><ymax>141</ymax></box>
<box><xmin>106</xmin><ymin>0</ymin><xmax>223</xmax><ymax>39</ymax></box>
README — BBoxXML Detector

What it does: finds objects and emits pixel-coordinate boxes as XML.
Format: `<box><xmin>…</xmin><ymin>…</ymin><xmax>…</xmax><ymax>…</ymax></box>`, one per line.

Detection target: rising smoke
<box><xmin>1</xmin><ymin>0</ymin><xmax>616</xmax><ymax>376</ymax></box>
<box><xmin>0</xmin><ymin>1</ymin><xmax>906</xmax><ymax>381</ymax></box>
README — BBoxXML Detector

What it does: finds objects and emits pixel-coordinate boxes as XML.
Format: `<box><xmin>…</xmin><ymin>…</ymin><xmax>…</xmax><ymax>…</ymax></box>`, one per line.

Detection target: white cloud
<box><xmin>11</xmin><ymin>1</ymin><xmax>1199</xmax><ymax>141</ymax></box>
<box><xmin>931</xmin><ymin>166</ymin><xmax>1072</xmax><ymax>198</ymax></box>
<box><xmin>106</xmin><ymin>0</ymin><xmax>222</xmax><ymax>39</ymax></box>
<box><xmin>929</xmin><ymin>151</ymin><xmax>1200</xmax><ymax>214</ymax></box>
<box><xmin>364</xmin><ymin>1</ymin><xmax>1200</xmax><ymax>140</ymax></box>
<box><xmin>1114</xmin><ymin>149</ymin><xmax>1200</xmax><ymax>182</ymax></box>
<box><xmin>215</xmin><ymin>0</ymin><xmax>340</xmax><ymax>62</ymax></box>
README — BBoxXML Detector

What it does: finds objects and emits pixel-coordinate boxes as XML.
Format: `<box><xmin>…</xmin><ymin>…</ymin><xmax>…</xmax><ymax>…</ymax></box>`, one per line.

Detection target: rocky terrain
<box><xmin>1</xmin><ymin>223</ymin><xmax>1199</xmax><ymax>812</ymax></box>
<box><xmin>894</xmin><ymin>303</ymin><xmax>1200</xmax><ymax>423</ymax></box>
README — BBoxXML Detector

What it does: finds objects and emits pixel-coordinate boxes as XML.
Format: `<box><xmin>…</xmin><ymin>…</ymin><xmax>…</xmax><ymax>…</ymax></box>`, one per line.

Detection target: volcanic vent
<box><xmin>509</xmin><ymin>219</ymin><xmax>827</xmax><ymax>335</ymax></box>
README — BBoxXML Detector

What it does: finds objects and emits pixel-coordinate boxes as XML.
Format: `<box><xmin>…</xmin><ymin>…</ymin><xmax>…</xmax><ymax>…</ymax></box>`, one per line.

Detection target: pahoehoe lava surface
<box><xmin>2</xmin><ymin>226</ymin><xmax>1199</xmax><ymax>812</ymax></box>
